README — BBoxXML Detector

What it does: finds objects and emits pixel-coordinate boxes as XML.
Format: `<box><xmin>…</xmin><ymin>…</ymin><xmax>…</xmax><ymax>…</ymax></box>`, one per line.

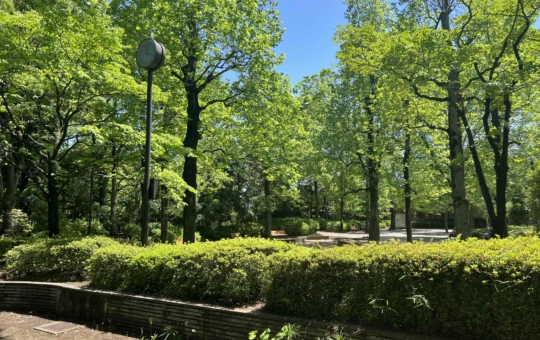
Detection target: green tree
<box><xmin>110</xmin><ymin>0</ymin><xmax>284</xmax><ymax>243</ymax></box>
<box><xmin>0</xmin><ymin>0</ymin><xmax>139</xmax><ymax>236</ymax></box>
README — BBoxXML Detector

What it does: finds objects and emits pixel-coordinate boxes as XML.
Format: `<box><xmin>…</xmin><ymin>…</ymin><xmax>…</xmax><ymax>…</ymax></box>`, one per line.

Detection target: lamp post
<box><xmin>136</xmin><ymin>36</ymin><xmax>166</xmax><ymax>246</ymax></box>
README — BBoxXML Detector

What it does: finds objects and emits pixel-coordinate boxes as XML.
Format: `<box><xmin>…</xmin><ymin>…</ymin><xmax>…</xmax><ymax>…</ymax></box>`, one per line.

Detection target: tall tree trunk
<box><xmin>264</xmin><ymin>176</ymin><xmax>272</xmax><ymax>238</ymax></box>
<box><xmin>110</xmin><ymin>174</ymin><xmax>118</xmax><ymax>236</ymax></box>
<box><xmin>1</xmin><ymin>107</ymin><xmax>22</xmax><ymax>235</ymax></box>
<box><xmin>47</xmin><ymin>170</ymin><xmax>60</xmax><ymax>237</ymax></box>
<box><xmin>182</xmin><ymin>86</ymin><xmax>201</xmax><ymax>244</ymax></box>
<box><xmin>98</xmin><ymin>173</ymin><xmax>108</xmax><ymax>225</ymax></box>
<box><xmin>1</xmin><ymin>164</ymin><xmax>20</xmax><ymax>235</ymax></box>
<box><xmin>99</xmin><ymin>174</ymin><xmax>108</xmax><ymax>206</ymax></box>
<box><xmin>87</xmin><ymin>169</ymin><xmax>94</xmax><ymax>235</ymax></box>
<box><xmin>368</xmin><ymin>175</ymin><xmax>380</xmax><ymax>241</ymax></box>
<box><xmin>161</xmin><ymin>186</ymin><xmax>169</xmax><ymax>243</ymax></box>
<box><xmin>403</xmin><ymin>132</ymin><xmax>412</xmax><ymax>243</ymax></box>
<box><xmin>365</xmin><ymin>193</ymin><xmax>370</xmax><ymax>232</ymax></box>
<box><xmin>469</xmin><ymin>203</ymin><xmax>475</xmax><ymax>230</ymax></box>
<box><xmin>460</xmin><ymin>94</ymin><xmax>509</xmax><ymax>238</ymax></box>
<box><xmin>389</xmin><ymin>203</ymin><xmax>396</xmax><ymax>231</ymax></box>
<box><xmin>314</xmin><ymin>180</ymin><xmax>319</xmax><ymax>218</ymax></box>
<box><xmin>339</xmin><ymin>196</ymin><xmax>344</xmax><ymax>232</ymax></box>
<box><xmin>109</xmin><ymin>146</ymin><xmax>119</xmax><ymax>236</ymax></box>
<box><xmin>445</xmin><ymin>208</ymin><xmax>449</xmax><ymax>233</ymax></box>
<box><xmin>365</xmin><ymin>75</ymin><xmax>380</xmax><ymax>241</ymax></box>
<box><xmin>493</xmin><ymin>94</ymin><xmax>511</xmax><ymax>238</ymax></box>
<box><xmin>441</xmin><ymin>9</ymin><xmax>470</xmax><ymax>239</ymax></box>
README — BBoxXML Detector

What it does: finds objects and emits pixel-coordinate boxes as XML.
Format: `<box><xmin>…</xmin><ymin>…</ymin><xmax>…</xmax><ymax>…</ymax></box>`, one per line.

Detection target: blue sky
<box><xmin>274</xmin><ymin>0</ymin><xmax>348</xmax><ymax>86</ymax></box>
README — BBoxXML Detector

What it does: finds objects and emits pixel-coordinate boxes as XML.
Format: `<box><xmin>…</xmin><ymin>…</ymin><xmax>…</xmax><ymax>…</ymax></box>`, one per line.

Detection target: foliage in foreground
<box><xmin>87</xmin><ymin>238</ymin><xmax>295</xmax><ymax>305</ymax></box>
<box><xmin>5</xmin><ymin>235</ymin><xmax>540</xmax><ymax>339</ymax></box>
<box><xmin>3</xmin><ymin>236</ymin><xmax>119</xmax><ymax>281</ymax></box>
<box><xmin>265</xmin><ymin>237</ymin><xmax>540</xmax><ymax>340</ymax></box>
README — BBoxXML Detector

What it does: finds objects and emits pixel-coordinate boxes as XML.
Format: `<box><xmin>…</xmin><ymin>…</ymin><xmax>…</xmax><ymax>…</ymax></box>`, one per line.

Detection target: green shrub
<box><xmin>4</xmin><ymin>236</ymin><xmax>119</xmax><ymax>281</ymax></box>
<box><xmin>198</xmin><ymin>223</ymin><xmax>237</xmax><ymax>240</ymax></box>
<box><xmin>122</xmin><ymin>223</ymin><xmax>141</xmax><ymax>239</ymax></box>
<box><xmin>265</xmin><ymin>237</ymin><xmax>540</xmax><ymax>340</ymax></box>
<box><xmin>271</xmin><ymin>218</ymin><xmax>318</xmax><ymax>236</ymax></box>
<box><xmin>87</xmin><ymin>244</ymin><xmax>144</xmax><ymax>290</ymax></box>
<box><xmin>315</xmin><ymin>218</ymin><xmax>328</xmax><ymax>231</ymax></box>
<box><xmin>326</xmin><ymin>220</ymin><xmax>362</xmax><ymax>232</ymax></box>
<box><xmin>88</xmin><ymin>238</ymin><xmax>295</xmax><ymax>305</ymax></box>
<box><xmin>238</xmin><ymin>222</ymin><xmax>264</xmax><ymax>237</ymax></box>
<box><xmin>64</xmin><ymin>219</ymin><xmax>109</xmax><ymax>237</ymax></box>
<box><xmin>0</xmin><ymin>237</ymin><xmax>27</xmax><ymax>259</ymax></box>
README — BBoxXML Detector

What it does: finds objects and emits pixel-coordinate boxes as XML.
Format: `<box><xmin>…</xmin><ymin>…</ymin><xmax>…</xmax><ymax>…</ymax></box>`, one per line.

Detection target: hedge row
<box><xmin>4</xmin><ymin>236</ymin><xmax>118</xmax><ymax>281</ymax></box>
<box><xmin>87</xmin><ymin>238</ymin><xmax>295</xmax><ymax>305</ymax></box>
<box><xmin>265</xmin><ymin>237</ymin><xmax>540</xmax><ymax>340</ymax></box>
<box><xmin>5</xmin><ymin>235</ymin><xmax>540</xmax><ymax>339</ymax></box>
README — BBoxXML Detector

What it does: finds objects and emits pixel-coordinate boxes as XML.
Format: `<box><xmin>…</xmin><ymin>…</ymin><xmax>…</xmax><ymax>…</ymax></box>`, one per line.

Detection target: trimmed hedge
<box><xmin>271</xmin><ymin>218</ymin><xmax>319</xmax><ymax>236</ymax></box>
<box><xmin>5</xmin><ymin>233</ymin><xmax>540</xmax><ymax>339</ymax></box>
<box><xmin>264</xmin><ymin>237</ymin><xmax>540</xmax><ymax>340</ymax></box>
<box><xmin>88</xmin><ymin>238</ymin><xmax>295</xmax><ymax>305</ymax></box>
<box><xmin>4</xmin><ymin>236</ymin><xmax>119</xmax><ymax>281</ymax></box>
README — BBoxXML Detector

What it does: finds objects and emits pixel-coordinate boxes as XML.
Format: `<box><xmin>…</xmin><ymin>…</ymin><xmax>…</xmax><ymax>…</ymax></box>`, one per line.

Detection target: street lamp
<box><xmin>136</xmin><ymin>36</ymin><xmax>166</xmax><ymax>246</ymax></box>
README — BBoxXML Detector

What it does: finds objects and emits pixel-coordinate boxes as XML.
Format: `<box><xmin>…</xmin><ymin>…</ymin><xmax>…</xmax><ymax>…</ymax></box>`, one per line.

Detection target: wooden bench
<box><xmin>271</xmin><ymin>230</ymin><xmax>287</xmax><ymax>236</ymax></box>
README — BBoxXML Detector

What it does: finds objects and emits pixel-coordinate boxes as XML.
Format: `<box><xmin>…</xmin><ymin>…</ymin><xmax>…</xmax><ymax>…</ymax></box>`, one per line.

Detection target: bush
<box><xmin>88</xmin><ymin>238</ymin><xmax>295</xmax><ymax>305</ymax></box>
<box><xmin>198</xmin><ymin>223</ymin><xmax>237</xmax><ymax>241</ymax></box>
<box><xmin>315</xmin><ymin>218</ymin><xmax>328</xmax><ymax>231</ymax></box>
<box><xmin>86</xmin><ymin>244</ymin><xmax>144</xmax><ymax>290</ymax></box>
<box><xmin>4</xmin><ymin>236</ymin><xmax>119</xmax><ymax>281</ymax></box>
<box><xmin>64</xmin><ymin>219</ymin><xmax>109</xmax><ymax>237</ymax></box>
<box><xmin>0</xmin><ymin>237</ymin><xmax>27</xmax><ymax>259</ymax></box>
<box><xmin>326</xmin><ymin>220</ymin><xmax>362</xmax><ymax>232</ymax></box>
<box><xmin>264</xmin><ymin>237</ymin><xmax>540</xmax><ymax>340</ymax></box>
<box><xmin>271</xmin><ymin>218</ymin><xmax>318</xmax><ymax>236</ymax></box>
<box><xmin>238</xmin><ymin>222</ymin><xmax>264</xmax><ymax>237</ymax></box>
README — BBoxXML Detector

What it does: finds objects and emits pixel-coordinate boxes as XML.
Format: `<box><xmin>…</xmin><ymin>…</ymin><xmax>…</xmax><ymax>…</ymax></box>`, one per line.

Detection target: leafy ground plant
<box><xmin>249</xmin><ymin>323</ymin><xmax>301</xmax><ymax>340</ymax></box>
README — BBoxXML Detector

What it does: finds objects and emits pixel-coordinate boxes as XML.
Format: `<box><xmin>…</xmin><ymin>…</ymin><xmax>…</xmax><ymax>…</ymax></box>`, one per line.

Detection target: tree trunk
<box><xmin>493</xmin><ymin>94</ymin><xmax>511</xmax><ymax>238</ymax></box>
<box><xmin>469</xmin><ymin>204</ymin><xmax>475</xmax><ymax>230</ymax></box>
<box><xmin>109</xmin><ymin>174</ymin><xmax>118</xmax><ymax>236</ymax></box>
<box><xmin>99</xmin><ymin>173</ymin><xmax>108</xmax><ymax>225</ymax></box>
<box><xmin>365</xmin><ymin>193</ymin><xmax>370</xmax><ymax>232</ymax></box>
<box><xmin>161</xmin><ymin>186</ymin><xmax>169</xmax><ymax>243</ymax></box>
<box><xmin>1</xmin><ymin>163</ymin><xmax>20</xmax><ymax>235</ymax></box>
<box><xmin>98</xmin><ymin>174</ymin><xmax>108</xmax><ymax>206</ymax></box>
<box><xmin>314</xmin><ymin>180</ymin><xmax>319</xmax><ymax>218</ymax></box>
<box><xmin>0</xmin><ymin>104</ymin><xmax>23</xmax><ymax>234</ymax></box>
<box><xmin>403</xmin><ymin>132</ymin><xmax>412</xmax><ymax>243</ymax></box>
<box><xmin>365</xmin><ymin>75</ymin><xmax>380</xmax><ymax>242</ymax></box>
<box><xmin>368</xmin><ymin>176</ymin><xmax>380</xmax><ymax>241</ymax></box>
<box><xmin>339</xmin><ymin>196</ymin><xmax>344</xmax><ymax>232</ymax></box>
<box><xmin>87</xmin><ymin>169</ymin><xmax>94</xmax><ymax>235</ymax></box>
<box><xmin>182</xmin><ymin>86</ymin><xmax>201</xmax><ymax>244</ymax></box>
<box><xmin>389</xmin><ymin>203</ymin><xmax>396</xmax><ymax>231</ymax></box>
<box><xmin>264</xmin><ymin>176</ymin><xmax>272</xmax><ymax>238</ymax></box>
<box><xmin>441</xmin><ymin>10</ymin><xmax>470</xmax><ymax>239</ymax></box>
<box><xmin>445</xmin><ymin>208</ymin><xmax>449</xmax><ymax>233</ymax></box>
<box><xmin>47</xmin><ymin>171</ymin><xmax>60</xmax><ymax>237</ymax></box>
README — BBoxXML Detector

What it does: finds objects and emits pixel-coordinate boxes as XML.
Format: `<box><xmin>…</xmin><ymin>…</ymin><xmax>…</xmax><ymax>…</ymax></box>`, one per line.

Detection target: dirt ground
<box><xmin>0</xmin><ymin>311</ymin><xmax>139</xmax><ymax>340</ymax></box>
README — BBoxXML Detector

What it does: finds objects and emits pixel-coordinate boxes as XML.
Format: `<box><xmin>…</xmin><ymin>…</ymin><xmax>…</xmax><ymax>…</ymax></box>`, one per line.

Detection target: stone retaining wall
<box><xmin>0</xmin><ymin>282</ymin><xmax>445</xmax><ymax>340</ymax></box>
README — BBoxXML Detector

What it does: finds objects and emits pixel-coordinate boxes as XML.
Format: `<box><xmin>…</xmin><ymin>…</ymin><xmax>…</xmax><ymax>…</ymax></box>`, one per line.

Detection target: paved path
<box><xmin>298</xmin><ymin>228</ymin><xmax>451</xmax><ymax>247</ymax></box>
<box><xmin>0</xmin><ymin>312</ymin><xmax>138</xmax><ymax>340</ymax></box>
